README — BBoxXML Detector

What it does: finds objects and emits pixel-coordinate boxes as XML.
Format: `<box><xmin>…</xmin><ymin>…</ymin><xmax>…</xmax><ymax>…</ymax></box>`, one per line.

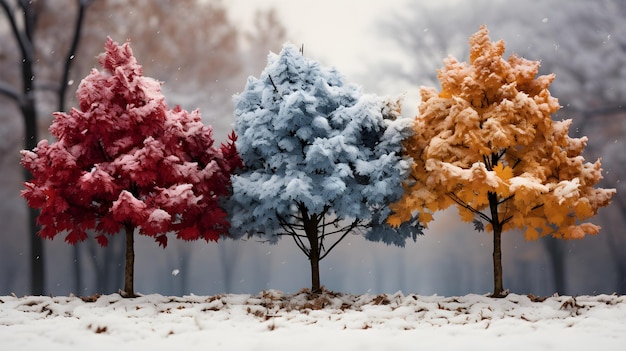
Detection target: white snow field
<box><xmin>1</xmin><ymin>290</ymin><xmax>625</xmax><ymax>351</ymax></box>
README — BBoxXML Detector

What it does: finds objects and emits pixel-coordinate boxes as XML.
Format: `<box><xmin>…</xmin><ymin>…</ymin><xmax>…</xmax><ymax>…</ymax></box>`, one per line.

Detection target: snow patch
<box><xmin>1</xmin><ymin>292</ymin><xmax>625</xmax><ymax>350</ymax></box>
<box><xmin>553</xmin><ymin>178</ymin><xmax>581</xmax><ymax>204</ymax></box>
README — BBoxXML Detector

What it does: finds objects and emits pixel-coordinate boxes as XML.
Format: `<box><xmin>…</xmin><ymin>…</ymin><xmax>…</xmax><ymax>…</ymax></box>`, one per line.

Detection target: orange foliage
<box><xmin>389</xmin><ymin>25</ymin><xmax>615</xmax><ymax>240</ymax></box>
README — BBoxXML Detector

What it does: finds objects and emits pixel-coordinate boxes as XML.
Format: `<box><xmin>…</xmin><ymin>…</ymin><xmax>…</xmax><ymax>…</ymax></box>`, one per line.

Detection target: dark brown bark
<box><xmin>488</xmin><ymin>191</ymin><xmax>505</xmax><ymax>297</ymax></box>
<box><xmin>123</xmin><ymin>223</ymin><xmax>135</xmax><ymax>297</ymax></box>
<box><xmin>492</xmin><ymin>224</ymin><xmax>504</xmax><ymax>297</ymax></box>
<box><xmin>299</xmin><ymin>205</ymin><xmax>322</xmax><ymax>293</ymax></box>
<box><xmin>308</xmin><ymin>246</ymin><xmax>321</xmax><ymax>294</ymax></box>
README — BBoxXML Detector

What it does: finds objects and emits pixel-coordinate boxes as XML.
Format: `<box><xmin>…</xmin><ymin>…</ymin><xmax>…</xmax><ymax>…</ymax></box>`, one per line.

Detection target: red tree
<box><xmin>20</xmin><ymin>38</ymin><xmax>242</xmax><ymax>297</ymax></box>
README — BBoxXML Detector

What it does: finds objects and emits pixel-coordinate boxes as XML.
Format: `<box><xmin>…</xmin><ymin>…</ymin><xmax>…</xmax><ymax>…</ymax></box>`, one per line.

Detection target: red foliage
<box><xmin>21</xmin><ymin>37</ymin><xmax>242</xmax><ymax>247</ymax></box>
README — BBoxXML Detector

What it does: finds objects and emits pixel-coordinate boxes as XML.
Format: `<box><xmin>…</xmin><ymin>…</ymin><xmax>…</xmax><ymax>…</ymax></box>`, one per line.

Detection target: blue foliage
<box><xmin>229</xmin><ymin>44</ymin><xmax>422</xmax><ymax>246</ymax></box>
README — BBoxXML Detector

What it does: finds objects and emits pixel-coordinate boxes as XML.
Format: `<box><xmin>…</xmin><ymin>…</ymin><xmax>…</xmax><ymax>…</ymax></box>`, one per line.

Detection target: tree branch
<box><xmin>275</xmin><ymin>232</ymin><xmax>307</xmax><ymax>239</ymax></box>
<box><xmin>0</xmin><ymin>0</ymin><xmax>34</xmax><ymax>61</ymax></box>
<box><xmin>319</xmin><ymin>213</ymin><xmax>326</xmax><ymax>253</ymax></box>
<box><xmin>319</xmin><ymin>219</ymin><xmax>360</xmax><ymax>261</ymax></box>
<box><xmin>277</xmin><ymin>214</ymin><xmax>309</xmax><ymax>257</ymax></box>
<box><xmin>498</xmin><ymin>194</ymin><xmax>514</xmax><ymax>205</ymax></box>
<box><xmin>18</xmin><ymin>0</ymin><xmax>37</xmax><ymax>43</ymax></box>
<box><xmin>58</xmin><ymin>0</ymin><xmax>92</xmax><ymax>112</ymax></box>
<box><xmin>319</xmin><ymin>216</ymin><xmax>343</xmax><ymax>228</ymax></box>
<box><xmin>0</xmin><ymin>81</ymin><xmax>21</xmax><ymax>103</ymax></box>
<box><xmin>290</xmin><ymin>233</ymin><xmax>309</xmax><ymax>258</ymax></box>
<box><xmin>268</xmin><ymin>75</ymin><xmax>279</xmax><ymax>94</ymax></box>
<box><xmin>320</xmin><ymin>221</ymin><xmax>363</xmax><ymax>238</ymax></box>
<box><xmin>531</xmin><ymin>203</ymin><xmax>544</xmax><ymax>211</ymax></box>
<box><xmin>483</xmin><ymin>155</ymin><xmax>491</xmax><ymax>169</ymax></box>
<box><xmin>511</xmin><ymin>158</ymin><xmax>522</xmax><ymax>170</ymax></box>
<box><xmin>447</xmin><ymin>192</ymin><xmax>492</xmax><ymax>223</ymax></box>
<box><xmin>501</xmin><ymin>214</ymin><xmax>514</xmax><ymax>226</ymax></box>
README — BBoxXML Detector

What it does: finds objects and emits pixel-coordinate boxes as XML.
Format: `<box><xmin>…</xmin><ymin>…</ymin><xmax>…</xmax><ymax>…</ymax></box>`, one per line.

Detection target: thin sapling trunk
<box><xmin>123</xmin><ymin>223</ymin><xmax>135</xmax><ymax>297</ymax></box>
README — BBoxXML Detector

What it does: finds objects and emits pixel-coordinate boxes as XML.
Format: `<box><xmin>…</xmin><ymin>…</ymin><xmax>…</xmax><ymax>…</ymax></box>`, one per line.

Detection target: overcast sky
<box><xmin>228</xmin><ymin>0</ymin><xmax>411</xmax><ymax>78</ymax></box>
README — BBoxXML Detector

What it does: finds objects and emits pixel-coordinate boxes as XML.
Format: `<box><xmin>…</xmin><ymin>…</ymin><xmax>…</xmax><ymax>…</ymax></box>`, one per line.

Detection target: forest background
<box><xmin>1</xmin><ymin>0</ymin><xmax>624</xmax><ymax>297</ymax></box>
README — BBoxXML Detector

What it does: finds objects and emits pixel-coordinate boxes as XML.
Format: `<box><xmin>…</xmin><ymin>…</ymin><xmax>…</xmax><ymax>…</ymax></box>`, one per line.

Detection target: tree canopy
<box><xmin>388</xmin><ymin>25</ymin><xmax>615</xmax><ymax>295</ymax></box>
<box><xmin>229</xmin><ymin>44</ymin><xmax>421</xmax><ymax>291</ymax></box>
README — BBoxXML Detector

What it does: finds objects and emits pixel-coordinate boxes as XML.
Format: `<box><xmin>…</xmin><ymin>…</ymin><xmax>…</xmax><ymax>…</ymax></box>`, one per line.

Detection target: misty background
<box><xmin>1</xmin><ymin>0</ymin><xmax>624</xmax><ymax>297</ymax></box>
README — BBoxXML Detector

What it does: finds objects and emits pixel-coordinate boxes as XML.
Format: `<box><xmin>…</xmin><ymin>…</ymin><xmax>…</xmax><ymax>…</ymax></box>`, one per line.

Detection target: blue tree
<box><xmin>229</xmin><ymin>45</ymin><xmax>421</xmax><ymax>293</ymax></box>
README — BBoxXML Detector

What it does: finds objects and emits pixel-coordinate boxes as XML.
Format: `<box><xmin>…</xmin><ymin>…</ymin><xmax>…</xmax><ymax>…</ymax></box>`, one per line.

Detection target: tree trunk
<box><xmin>123</xmin><ymin>223</ymin><xmax>135</xmax><ymax>297</ymax></box>
<box><xmin>63</xmin><ymin>2</ymin><xmax>91</xmax><ymax>297</ymax></box>
<box><xmin>610</xmin><ymin>197</ymin><xmax>626</xmax><ymax>295</ymax></box>
<box><xmin>73</xmin><ymin>244</ymin><xmax>82</xmax><ymax>295</ymax></box>
<box><xmin>492</xmin><ymin>224</ymin><xmax>504</xmax><ymax>297</ymax></box>
<box><xmin>488</xmin><ymin>192</ymin><xmax>505</xmax><ymax>297</ymax></box>
<box><xmin>3</xmin><ymin>0</ymin><xmax>91</xmax><ymax>296</ymax></box>
<box><xmin>28</xmin><ymin>206</ymin><xmax>44</xmax><ymax>295</ymax></box>
<box><xmin>218</xmin><ymin>241</ymin><xmax>238</xmax><ymax>293</ymax></box>
<box><xmin>617</xmin><ymin>264</ymin><xmax>626</xmax><ymax>295</ymax></box>
<box><xmin>22</xmin><ymin>73</ymin><xmax>44</xmax><ymax>296</ymax></box>
<box><xmin>301</xmin><ymin>206</ymin><xmax>322</xmax><ymax>293</ymax></box>
<box><xmin>0</xmin><ymin>0</ymin><xmax>44</xmax><ymax>296</ymax></box>
<box><xmin>543</xmin><ymin>237</ymin><xmax>566</xmax><ymax>294</ymax></box>
<box><xmin>309</xmin><ymin>245</ymin><xmax>321</xmax><ymax>294</ymax></box>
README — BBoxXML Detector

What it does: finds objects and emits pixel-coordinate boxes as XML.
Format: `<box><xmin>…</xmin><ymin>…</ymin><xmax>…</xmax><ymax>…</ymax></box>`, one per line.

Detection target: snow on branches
<box><xmin>21</xmin><ymin>37</ymin><xmax>242</xmax><ymax>248</ymax></box>
<box><xmin>230</xmin><ymin>44</ymin><xmax>420</xmax><ymax>244</ymax></box>
<box><xmin>389</xmin><ymin>25</ymin><xmax>615</xmax><ymax>241</ymax></box>
<box><xmin>387</xmin><ymin>25</ymin><xmax>615</xmax><ymax>296</ymax></box>
<box><xmin>229</xmin><ymin>44</ymin><xmax>421</xmax><ymax>292</ymax></box>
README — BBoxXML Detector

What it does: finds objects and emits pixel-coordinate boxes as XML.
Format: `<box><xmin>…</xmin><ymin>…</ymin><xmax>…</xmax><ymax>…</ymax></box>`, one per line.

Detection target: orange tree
<box><xmin>388</xmin><ymin>25</ymin><xmax>616</xmax><ymax>297</ymax></box>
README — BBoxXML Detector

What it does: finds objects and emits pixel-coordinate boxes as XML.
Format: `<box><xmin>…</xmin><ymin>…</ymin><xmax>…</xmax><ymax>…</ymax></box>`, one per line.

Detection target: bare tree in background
<box><xmin>505</xmin><ymin>0</ymin><xmax>626</xmax><ymax>294</ymax></box>
<box><xmin>0</xmin><ymin>0</ymin><xmax>93</xmax><ymax>295</ymax></box>
<box><xmin>374</xmin><ymin>0</ymin><xmax>502</xmax><ymax>90</ymax></box>
<box><xmin>0</xmin><ymin>0</ymin><xmax>288</xmax><ymax>296</ymax></box>
<box><xmin>74</xmin><ymin>0</ymin><xmax>242</xmax><ymax>130</ymax></box>
<box><xmin>600</xmin><ymin>140</ymin><xmax>626</xmax><ymax>293</ymax></box>
<box><xmin>217</xmin><ymin>8</ymin><xmax>286</xmax><ymax>293</ymax></box>
<box><xmin>66</xmin><ymin>0</ymin><xmax>241</xmax><ymax>296</ymax></box>
<box><xmin>242</xmin><ymin>8</ymin><xmax>288</xmax><ymax>75</ymax></box>
<box><xmin>19</xmin><ymin>0</ymin><xmax>286</xmax><ymax>295</ymax></box>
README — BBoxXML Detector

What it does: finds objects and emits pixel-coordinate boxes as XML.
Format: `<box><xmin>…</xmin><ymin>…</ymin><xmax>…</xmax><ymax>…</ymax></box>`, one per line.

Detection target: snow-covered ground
<box><xmin>1</xmin><ymin>290</ymin><xmax>625</xmax><ymax>350</ymax></box>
